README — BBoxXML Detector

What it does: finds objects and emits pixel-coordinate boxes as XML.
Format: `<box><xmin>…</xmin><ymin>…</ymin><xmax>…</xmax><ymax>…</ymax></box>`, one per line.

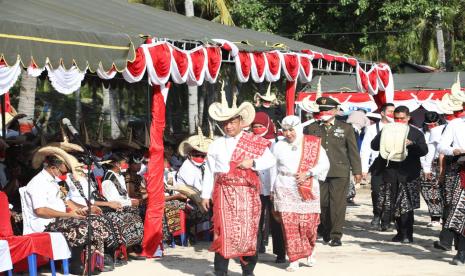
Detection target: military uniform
<box><xmin>304</xmin><ymin>97</ymin><xmax>361</xmax><ymax>244</ymax></box>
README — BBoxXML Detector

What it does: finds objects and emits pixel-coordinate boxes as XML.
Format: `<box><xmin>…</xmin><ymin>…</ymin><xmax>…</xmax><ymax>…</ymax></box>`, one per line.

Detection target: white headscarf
<box><xmin>281</xmin><ymin>115</ymin><xmax>303</xmax><ymax>144</ymax></box>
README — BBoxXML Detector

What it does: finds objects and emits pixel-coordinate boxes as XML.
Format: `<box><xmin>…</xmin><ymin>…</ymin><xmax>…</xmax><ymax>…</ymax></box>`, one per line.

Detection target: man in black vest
<box><xmin>371</xmin><ymin>106</ymin><xmax>428</xmax><ymax>243</ymax></box>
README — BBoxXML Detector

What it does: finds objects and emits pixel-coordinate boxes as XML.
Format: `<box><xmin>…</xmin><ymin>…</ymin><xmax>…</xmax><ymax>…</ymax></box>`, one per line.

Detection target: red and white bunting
<box><xmin>170</xmin><ymin>46</ymin><xmax>190</xmax><ymax>84</ymax></box>
<box><xmin>123</xmin><ymin>47</ymin><xmax>147</xmax><ymax>83</ymax></box>
<box><xmin>96</xmin><ymin>64</ymin><xmax>117</xmax><ymax>80</ymax></box>
<box><xmin>204</xmin><ymin>46</ymin><xmax>222</xmax><ymax>83</ymax></box>
<box><xmin>298</xmin><ymin>54</ymin><xmax>313</xmax><ymax>83</ymax></box>
<box><xmin>356</xmin><ymin>63</ymin><xmax>394</xmax><ymax>106</ymax></box>
<box><xmin>27</xmin><ymin>62</ymin><xmax>45</xmax><ymax>77</ymax></box>
<box><xmin>143</xmin><ymin>41</ymin><xmax>173</xmax><ymax>86</ymax></box>
<box><xmin>264</xmin><ymin>51</ymin><xmax>282</xmax><ymax>82</ymax></box>
<box><xmin>212</xmin><ymin>39</ymin><xmax>239</xmax><ymax>57</ymax></box>
<box><xmin>45</xmin><ymin>64</ymin><xmax>86</xmax><ymax>95</ymax></box>
<box><xmin>186</xmin><ymin>46</ymin><xmax>208</xmax><ymax>86</ymax></box>
<box><xmin>250</xmin><ymin>52</ymin><xmax>268</xmax><ymax>83</ymax></box>
<box><xmin>0</xmin><ymin>59</ymin><xmax>22</xmax><ymax>96</ymax></box>
<box><xmin>281</xmin><ymin>53</ymin><xmax>300</xmax><ymax>81</ymax></box>
<box><xmin>235</xmin><ymin>51</ymin><xmax>252</xmax><ymax>83</ymax></box>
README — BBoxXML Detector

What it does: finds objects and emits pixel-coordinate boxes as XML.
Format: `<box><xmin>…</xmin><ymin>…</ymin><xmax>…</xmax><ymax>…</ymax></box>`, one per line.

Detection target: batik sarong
<box><xmin>280</xmin><ymin>213</ymin><xmax>319</xmax><ymax>262</ymax></box>
<box><xmin>444</xmin><ymin>166</ymin><xmax>465</xmax><ymax>236</ymax></box>
<box><xmin>420</xmin><ymin>160</ymin><xmax>443</xmax><ymax>219</ymax></box>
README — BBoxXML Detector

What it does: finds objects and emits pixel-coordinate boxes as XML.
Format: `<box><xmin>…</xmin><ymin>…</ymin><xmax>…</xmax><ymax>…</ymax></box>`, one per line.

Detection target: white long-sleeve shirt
<box><xmin>201</xmin><ymin>132</ymin><xmax>276</xmax><ymax>199</ymax></box>
<box><xmin>176</xmin><ymin>159</ymin><xmax>204</xmax><ymax>191</ymax></box>
<box><xmin>438</xmin><ymin>118</ymin><xmax>465</xmax><ymax>156</ymax></box>
<box><xmin>102</xmin><ymin>171</ymin><xmax>132</xmax><ymax>206</ymax></box>
<box><xmin>360</xmin><ymin>122</ymin><xmax>384</xmax><ymax>173</ymax></box>
<box><xmin>420</xmin><ymin>125</ymin><xmax>445</xmax><ymax>173</ymax></box>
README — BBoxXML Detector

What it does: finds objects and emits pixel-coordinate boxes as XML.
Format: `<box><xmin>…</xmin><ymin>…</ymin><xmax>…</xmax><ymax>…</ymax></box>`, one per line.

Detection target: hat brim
<box><xmin>178</xmin><ymin>136</ymin><xmax>212</xmax><ymax>157</ymax></box>
<box><xmin>208</xmin><ymin>102</ymin><xmax>256</xmax><ymax>127</ymax></box>
<box><xmin>46</xmin><ymin>142</ymin><xmax>84</xmax><ymax>153</ymax></box>
<box><xmin>300</xmin><ymin>96</ymin><xmax>319</xmax><ymax>113</ymax></box>
<box><xmin>32</xmin><ymin>146</ymin><xmax>83</xmax><ymax>179</ymax></box>
<box><xmin>255</xmin><ymin>93</ymin><xmax>277</xmax><ymax>103</ymax></box>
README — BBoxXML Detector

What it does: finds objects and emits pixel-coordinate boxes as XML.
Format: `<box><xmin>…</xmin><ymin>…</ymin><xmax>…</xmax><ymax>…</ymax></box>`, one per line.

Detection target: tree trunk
<box><xmin>75</xmin><ymin>88</ymin><xmax>81</xmax><ymax>126</ymax></box>
<box><xmin>185</xmin><ymin>0</ymin><xmax>198</xmax><ymax>134</ymax></box>
<box><xmin>109</xmin><ymin>87</ymin><xmax>120</xmax><ymax>139</ymax></box>
<box><xmin>188</xmin><ymin>85</ymin><xmax>198</xmax><ymax>134</ymax></box>
<box><xmin>436</xmin><ymin>16</ymin><xmax>446</xmax><ymax>71</ymax></box>
<box><xmin>17</xmin><ymin>70</ymin><xmax>37</xmax><ymax>118</ymax></box>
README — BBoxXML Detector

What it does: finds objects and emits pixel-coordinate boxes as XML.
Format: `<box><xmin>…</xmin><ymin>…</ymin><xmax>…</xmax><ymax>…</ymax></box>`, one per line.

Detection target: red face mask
<box><xmin>453</xmin><ymin>110</ymin><xmax>465</xmax><ymax>118</ymax></box>
<box><xmin>191</xmin><ymin>156</ymin><xmax>206</xmax><ymax>164</ymax></box>
<box><xmin>319</xmin><ymin>111</ymin><xmax>333</xmax><ymax>116</ymax></box>
<box><xmin>252</xmin><ymin>126</ymin><xmax>267</xmax><ymax>136</ymax></box>
<box><xmin>58</xmin><ymin>174</ymin><xmax>67</xmax><ymax>181</ymax></box>
<box><xmin>445</xmin><ymin>114</ymin><xmax>456</xmax><ymax>121</ymax></box>
<box><xmin>386</xmin><ymin>114</ymin><xmax>394</xmax><ymax>118</ymax></box>
<box><xmin>94</xmin><ymin>150</ymin><xmax>104</xmax><ymax>158</ymax></box>
<box><xmin>426</xmin><ymin>122</ymin><xmax>437</xmax><ymax>130</ymax></box>
<box><xmin>120</xmin><ymin>163</ymin><xmax>129</xmax><ymax>170</ymax></box>
<box><xmin>313</xmin><ymin>113</ymin><xmax>321</xmax><ymax>120</ymax></box>
<box><xmin>394</xmin><ymin>119</ymin><xmax>408</xmax><ymax>124</ymax></box>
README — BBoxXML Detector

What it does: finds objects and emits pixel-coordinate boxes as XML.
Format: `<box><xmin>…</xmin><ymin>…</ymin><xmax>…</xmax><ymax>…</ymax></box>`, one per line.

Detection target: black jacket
<box><xmin>371</xmin><ymin>125</ymin><xmax>428</xmax><ymax>181</ymax></box>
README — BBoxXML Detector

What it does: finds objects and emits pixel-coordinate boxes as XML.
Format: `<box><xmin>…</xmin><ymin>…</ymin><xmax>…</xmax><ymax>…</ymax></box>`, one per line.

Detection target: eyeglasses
<box><xmin>191</xmin><ymin>153</ymin><xmax>206</xmax><ymax>158</ymax></box>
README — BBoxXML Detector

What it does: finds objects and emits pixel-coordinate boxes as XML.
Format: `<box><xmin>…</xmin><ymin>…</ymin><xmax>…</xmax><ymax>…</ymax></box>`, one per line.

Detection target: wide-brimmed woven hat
<box><xmin>178</xmin><ymin>126</ymin><xmax>213</xmax><ymax>157</ymax></box>
<box><xmin>208</xmin><ymin>81</ymin><xmax>255</xmax><ymax>126</ymax></box>
<box><xmin>300</xmin><ymin>77</ymin><xmax>322</xmax><ymax>113</ymax></box>
<box><xmin>110</xmin><ymin>127</ymin><xmax>141</xmax><ymax>150</ymax></box>
<box><xmin>254</xmin><ymin>82</ymin><xmax>277</xmax><ymax>103</ymax></box>
<box><xmin>451</xmin><ymin>73</ymin><xmax>465</xmax><ymax>102</ymax></box>
<box><xmin>437</xmin><ymin>93</ymin><xmax>463</xmax><ymax>113</ymax></box>
<box><xmin>46</xmin><ymin>124</ymin><xmax>84</xmax><ymax>153</ymax></box>
<box><xmin>165</xmin><ymin>183</ymin><xmax>204</xmax><ymax>212</ymax></box>
<box><xmin>32</xmin><ymin>146</ymin><xmax>83</xmax><ymax>178</ymax></box>
<box><xmin>0</xmin><ymin>107</ymin><xmax>27</xmax><ymax>130</ymax></box>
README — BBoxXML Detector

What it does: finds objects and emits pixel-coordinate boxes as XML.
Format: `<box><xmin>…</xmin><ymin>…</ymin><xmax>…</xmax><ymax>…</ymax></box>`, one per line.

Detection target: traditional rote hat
<box><xmin>0</xmin><ymin>107</ymin><xmax>26</xmax><ymax>130</ymax></box>
<box><xmin>46</xmin><ymin>124</ymin><xmax>84</xmax><ymax>153</ymax></box>
<box><xmin>254</xmin><ymin>82</ymin><xmax>277</xmax><ymax>103</ymax></box>
<box><xmin>208</xmin><ymin>81</ymin><xmax>255</xmax><ymax>126</ymax></box>
<box><xmin>178</xmin><ymin>125</ymin><xmax>213</xmax><ymax>157</ymax></box>
<box><xmin>110</xmin><ymin>127</ymin><xmax>141</xmax><ymax>150</ymax></box>
<box><xmin>451</xmin><ymin>73</ymin><xmax>465</xmax><ymax>102</ymax></box>
<box><xmin>316</xmin><ymin>96</ymin><xmax>340</xmax><ymax>111</ymax></box>
<box><xmin>438</xmin><ymin>93</ymin><xmax>463</xmax><ymax>113</ymax></box>
<box><xmin>300</xmin><ymin>77</ymin><xmax>322</xmax><ymax>113</ymax></box>
<box><xmin>32</xmin><ymin>146</ymin><xmax>84</xmax><ymax>178</ymax></box>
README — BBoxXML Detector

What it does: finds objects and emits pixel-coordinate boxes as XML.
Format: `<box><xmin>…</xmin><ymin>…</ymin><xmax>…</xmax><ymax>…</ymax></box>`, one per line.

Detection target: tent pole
<box><xmin>1</xmin><ymin>94</ymin><xmax>5</xmax><ymax>138</ymax></box>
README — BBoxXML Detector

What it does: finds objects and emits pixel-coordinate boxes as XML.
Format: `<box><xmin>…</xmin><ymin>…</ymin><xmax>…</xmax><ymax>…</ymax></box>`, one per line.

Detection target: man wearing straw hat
<box><xmin>202</xmin><ymin>83</ymin><xmax>276</xmax><ymax>276</ymax></box>
<box><xmin>255</xmin><ymin>83</ymin><xmax>284</xmax><ymax>125</ymax></box>
<box><xmin>435</xmin><ymin>78</ymin><xmax>465</xmax><ymax>265</ymax></box>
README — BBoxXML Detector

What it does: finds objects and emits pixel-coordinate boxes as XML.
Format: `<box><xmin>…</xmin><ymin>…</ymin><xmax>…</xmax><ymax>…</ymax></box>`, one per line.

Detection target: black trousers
<box><xmin>270</xmin><ymin>209</ymin><xmax>285</xmax><ymax>259</ymax></box>
<box><xmin>258</xmin><ymin>195</ymin><xmax>271</xmax><ymax>250</ymax></box>
<box><xmin>456</xmin><ymin>233</ymin><xmax>465</xmax><ymax>251</ymax></box>
<box><xmin>370</xmin><ymin>174</ymin><xmax>382</xmax><ymax>216</ymax></box>
<box><xmin>214</xmin><ymin>253</ymin><xmax>257</xmax><ymax>275</ymax></box>
<box><xmin>395</xmin><ymin>211</ymin><xmax>414</xmax><ymax>239</ymax></box>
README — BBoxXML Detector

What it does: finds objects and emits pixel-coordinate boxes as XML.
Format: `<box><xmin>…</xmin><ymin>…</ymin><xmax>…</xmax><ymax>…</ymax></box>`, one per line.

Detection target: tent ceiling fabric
<box><xmin>0</xmin><ymin>0</ymin><xmax>341</xmax><ymax>72</ymax></box>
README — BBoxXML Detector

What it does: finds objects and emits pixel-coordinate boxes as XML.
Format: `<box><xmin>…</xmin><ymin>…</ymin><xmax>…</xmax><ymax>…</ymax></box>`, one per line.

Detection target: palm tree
<box><xmin>17</xmin><ymin>70</ymin><xmax>37</xmax><ymax>118</ymax></box>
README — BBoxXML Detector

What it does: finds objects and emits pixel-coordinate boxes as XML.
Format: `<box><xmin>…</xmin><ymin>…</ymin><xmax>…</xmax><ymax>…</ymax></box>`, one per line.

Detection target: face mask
<box><xmin>119</xmin><ymin>163</ymin><xmax>129</xmax><ymax>174</ymax></box>
<box><xmin>453</xmin><ymin>110</ymin><xmax>465</xmax><ymax>118</ymax></box>
<box><xmin>426</xmin><ymin>122</ymin><xmax>438</xmax><ymax>130</ymax></box>
<box><xmin>445</xmin><ymin>114</ymin><xmax>456</xmax><ymax>121</ymax></box>
<box><xmin>313</xmin><ymin>113</ymin><xmax>321</xmax><ymax>120</ymax></box>
<box><xmin>262</xmin><ymin>102</ymin><xmax>271</xmax><ymax>108</ymax></box>
<box><xmin>394</xmin><ymin>119</ymin><xmax>408</xmax><ymax>124</ymax></box>
<box><xmin>385</xmin><ymin>114</ymin><xmax>394</xmax><ymax>123</ymax></box>
<box><xmin>191</xmin><ymin>156</ymin><xmax>206</xmax><ymax>164</ymax></box>
<box><xmin>319</xmin><ymin>111</ymin><xmax>334</xmax><ymax>122</ymax></box>
<box><xmin>252</xmin><ymin>126</ymin><xmax>267</xmax><ymax>136</ymax></box>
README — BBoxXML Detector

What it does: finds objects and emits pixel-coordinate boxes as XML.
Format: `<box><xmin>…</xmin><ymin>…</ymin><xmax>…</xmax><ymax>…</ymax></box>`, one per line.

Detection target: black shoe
<box><xmin>452</xmin><ymin>251</ymin><xmax>465</xmax><ymax>266</ymax></box>
<box><xmin>400</xmin><ymin>238</ymin><xmax>413</xmax><ymax>244</ymax></box>
<box><xmin>259</xmin><ymin>245</ymin><xmax>266</xmax><ymax>253</ymax></box>
<box><xmin>275</xmin><ymin>256</ymin><xmax>286</xmax><ymax>263</ymax></box>
<box><xmin>242</xmin><ymin>273</ymin><xmax>255</xmax><ymax>276</ymax></box>
<box><xmin>114</xmin><ymin>258</ymin><xmax>126</xmax><ymax>267</ymax></box>
<box><xmin>391</xmin><ymin>234</ymin><xmax>402</xmax><ymax>242</ymax></box>
<box><xmin>128</xmin><ymin>253</ymin><xmax>147</xmax><ymax>261</ymax></box>
<box><xmin>434</xmin><ymin>241</ymin><xmax>451</xmax><ymax>251</ymax></box>
<box><xmin>380</xmin><ymin>223</ymin><xmax>392</xmax><ymax>232</ymax></box>
<box><xmin>322</xmin><ymin>236</ymin><xmax>331</xmax><ymax>244</ymax></box>
<box><xmin>103</xmin><ymin>254</ymin><xmax>115</xmax><ymax>271</ymax></box>
<box><xmin>346</xmin><ymin>200</ymin><xmax>360</xmax><ymax>207</ymax></box>
<box><xmin>370</xmin><ymin>216</ymin><xmax>380</xmax><ymax>227</ymax></box>
<box><xmin>329</xmin><ymin>239</ymin><xmax>342</xmax><ymax>247</ymax></box>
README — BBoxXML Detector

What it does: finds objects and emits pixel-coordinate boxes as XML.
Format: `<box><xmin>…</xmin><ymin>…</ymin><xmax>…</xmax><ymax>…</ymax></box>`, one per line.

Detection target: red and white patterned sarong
<box><xmin>281</xmin><ymin>212</ymin><xmax>319</xmax><ymax>262</ymax></box>
<box><xmin>210</xmin><ymin>132</ymin><xmax>270</xmax><ymax>259</ymax></box>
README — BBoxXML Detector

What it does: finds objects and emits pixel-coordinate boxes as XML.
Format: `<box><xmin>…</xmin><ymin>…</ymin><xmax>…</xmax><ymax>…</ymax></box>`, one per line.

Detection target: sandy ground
<box><xmin>44</xmin><ymin>188</ymin><xmax>463</xmax><ymax>276</ymax></box>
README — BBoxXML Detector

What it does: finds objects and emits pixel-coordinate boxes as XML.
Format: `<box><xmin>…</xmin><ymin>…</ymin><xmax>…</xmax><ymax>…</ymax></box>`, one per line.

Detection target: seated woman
<box><xmin>125</xmin><ymin>154</ymin><xmax>148</xmax><ymax>218</ymax></box>
<box><xmin>100</xmin><ymin>153</ymin><xmax>145</xmax><ymax>260</ymax></box>
<box><xmin>271</xmin><ymin>116</ymin><xmax>330</xmax><ymax>272</ymax></box>
<box><xmin>24</xmin><ymin>147</ymin><xmax>119</xmax><ymax>275</ymax></box>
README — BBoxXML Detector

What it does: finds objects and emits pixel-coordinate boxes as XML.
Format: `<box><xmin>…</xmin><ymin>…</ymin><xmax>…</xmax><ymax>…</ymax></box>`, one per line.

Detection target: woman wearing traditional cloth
<box><xmin>271</xmin><ymin>115</ymin><xmax>330</xmax><ymax>272</ymax></box>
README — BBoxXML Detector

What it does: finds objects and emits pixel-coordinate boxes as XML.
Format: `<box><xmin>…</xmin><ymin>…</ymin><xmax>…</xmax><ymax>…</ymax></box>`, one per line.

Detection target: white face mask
<box><xmin>320</xmin><ymin>115</ymin><xmax>333</xmax><ymax>122</ymax></box>
<box><xmin>385</xmin><ymin>116</ymin><xmax>394</xmax><ymax>123</ymax></box>
<box><xmin>120</xmin><ymin>168</ymin><xmax>127</xmax><ymax>173</ymax></box>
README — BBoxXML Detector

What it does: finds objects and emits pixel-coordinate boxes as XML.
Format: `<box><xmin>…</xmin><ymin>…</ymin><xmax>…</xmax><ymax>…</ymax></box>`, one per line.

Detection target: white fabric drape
<box><xmin>0</xmin><ymin>240</ymin><xmax>12</xmax><ymax>273</ymax></box>
<box><xmin>46</xmin><ymin>64</ymin><xmax>86</xmax><ymax>95</ymax></box>
<box><xmin>0</xmin><ymin>59</ymin><xmax>22</xmax><ymax>95</ymax></box>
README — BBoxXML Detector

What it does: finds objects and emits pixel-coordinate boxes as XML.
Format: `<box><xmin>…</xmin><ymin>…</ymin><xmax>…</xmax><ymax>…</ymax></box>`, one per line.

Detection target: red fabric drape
<box><xmin>189</xmin><ymin>48</ymin><xmax>206</xmax><ymax>81</ymax></box>
<box><xmin>206</xmin><ymin>47</ymin><xmax>222</xmax><ymax>81</ymax></box>
<box><xmin>172</xmin><ymin>48</ymin><xmax>189</xmax><ymax>76</ymax></box>
<box><xmin>0</xmin><ymin>192</ymin><xmax>13</xmax><ymax>236</ymax></box>
<box><xmin>141</xmin><ymin>85</ymin><xmax>167</xmax><ymax>257</ymax></box>
<box><xmin>238</xmin><ymin>52</ymin><xmax>251</xmax><ymax>78</ymax></box>
<box><xmin>283</xmin><ymin>54</ymin><xmax>300</xmax><ymax>81</ymax></box>
<box><xmin>126</xmin><ymin>47</ymin><xmax>147</xmax><ymax>77</ymax></box>
<box><xmin>252</xmin><ymin>52</ymin><xmax>266</xmax><ymax>77</ymax></box>
<box><xmin>286</xmin><ymin>80</ymin><xmax>297</xmax><ymax>115</ymax></box>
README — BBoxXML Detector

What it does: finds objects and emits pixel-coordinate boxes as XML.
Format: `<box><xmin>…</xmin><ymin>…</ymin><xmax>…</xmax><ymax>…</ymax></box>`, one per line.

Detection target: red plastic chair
<box><xmin>171</xmin><ymin>209</ymin><xmax>187</xmax><ymax>247</ymax></box>
<box><xmin>95</xmin><ymin>176</ymin><xmax>103</xmax><ymax>195</ymax></box>
<box><xmin>0</xmin><ymin>191</ymin><xmax>68</xmax><ymax>276</ymax></box>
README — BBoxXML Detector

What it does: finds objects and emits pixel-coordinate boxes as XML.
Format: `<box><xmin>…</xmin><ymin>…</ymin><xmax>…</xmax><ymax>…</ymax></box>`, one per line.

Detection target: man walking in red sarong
<box><xmin>201</xmin><ymin>85</ymin><xmax>276</xmax><ymax>276</ymax></box>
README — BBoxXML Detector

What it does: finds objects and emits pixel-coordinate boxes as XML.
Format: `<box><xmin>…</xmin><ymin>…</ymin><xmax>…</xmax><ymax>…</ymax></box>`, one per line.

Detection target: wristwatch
<box><xmin>252</xmin><ymin>160</ymin><xmax>256</xmax><ymax>169</ymax></box>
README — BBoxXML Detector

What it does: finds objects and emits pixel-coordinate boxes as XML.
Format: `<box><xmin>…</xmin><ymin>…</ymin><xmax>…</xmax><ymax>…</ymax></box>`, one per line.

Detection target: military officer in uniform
<box><xmin>304</xmin><ymin>97</ymin><xmax>362</xmax><ymax>246</ymax></box>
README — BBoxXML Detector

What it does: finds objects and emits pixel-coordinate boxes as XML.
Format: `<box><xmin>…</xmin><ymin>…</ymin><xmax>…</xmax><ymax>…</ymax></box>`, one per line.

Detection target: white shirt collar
<box><xmin>225</xmin><ymin>131</ymin><xmax>243</xmax><ymax>140</ymax></box>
